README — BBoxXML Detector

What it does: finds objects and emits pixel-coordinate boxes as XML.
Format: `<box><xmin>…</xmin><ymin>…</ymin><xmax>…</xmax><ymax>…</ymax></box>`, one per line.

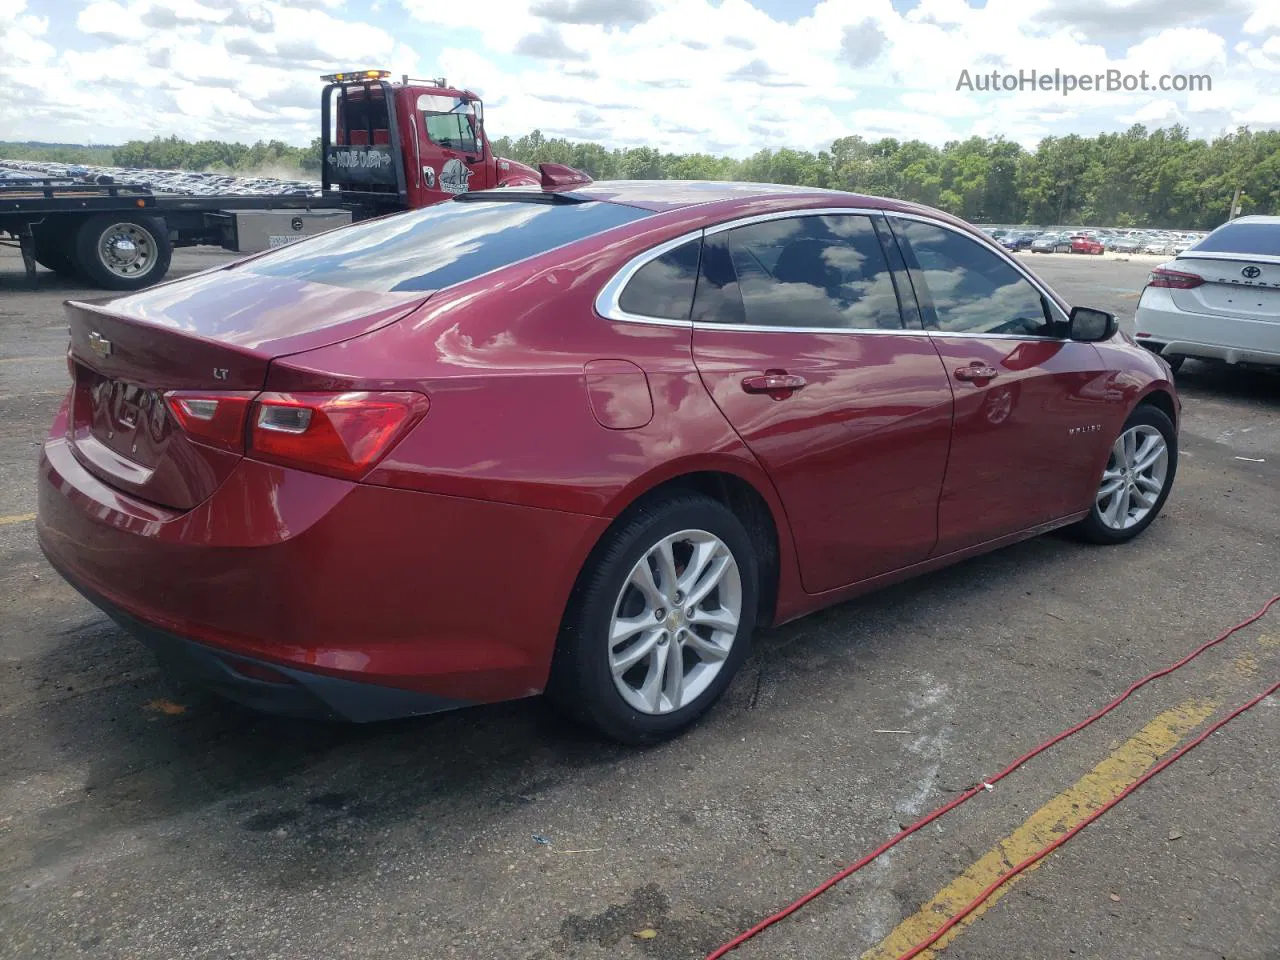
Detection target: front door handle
<box><xmin>742</xmin><ymin>372</ymin><xmax>807</xmax><ymax>397</ymax></box>
<box><xmin>954</xmin><ymin>364</ymin><xmax>999</xmax><ymax>382</ymax></box>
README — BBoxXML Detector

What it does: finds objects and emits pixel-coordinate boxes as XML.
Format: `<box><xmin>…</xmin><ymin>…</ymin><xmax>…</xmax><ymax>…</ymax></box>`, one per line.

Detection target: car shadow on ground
<box><xmin>1174</xmin><ymin>359</ymin><xmax>1280</xmax><ymax>405</ymax></box>
<box><xmin>12</xmin><ymin>531</ymin><xmax>1104</xmax><ymax>884</ymax></box>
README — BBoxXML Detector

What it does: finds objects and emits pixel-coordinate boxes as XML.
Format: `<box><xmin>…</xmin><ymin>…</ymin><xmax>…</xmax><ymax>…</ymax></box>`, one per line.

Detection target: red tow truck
<box><xmin>1</xmin><ymin>69</ymin><xmax>579</xmax><ymax>290</ymax></box>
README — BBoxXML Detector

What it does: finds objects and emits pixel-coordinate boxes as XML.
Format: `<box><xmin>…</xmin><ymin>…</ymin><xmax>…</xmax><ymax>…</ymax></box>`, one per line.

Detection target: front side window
<box><xmin>692</xmin><ymin>214</ymin><xmax>905</xmax><ymax>330</ymax></box>
<box><xmin>891</xmin><ymin>219</ymin><xmax>1054</xmax><ymax>337</ymax></box>
<box><xmin>617</xmin><ymin>239</ymin><xmax>701</xmax><ymax>321</ymax></box>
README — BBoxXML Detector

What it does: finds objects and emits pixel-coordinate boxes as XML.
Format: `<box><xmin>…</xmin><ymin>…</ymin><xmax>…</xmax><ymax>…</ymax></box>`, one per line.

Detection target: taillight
<box><xmin>1147</xmin><ymin>267</ymin><xmax>1203</xmax><ymax>289</ymax></box>
<box><xmin>164</xmin><ymin>391</ymin><xmax>255</xmax><ymax>453</ymax></box>
<box><xmin>248</xmin><ymin>391</ymin><xmax>428</xmax><ymax>480</ymax></box>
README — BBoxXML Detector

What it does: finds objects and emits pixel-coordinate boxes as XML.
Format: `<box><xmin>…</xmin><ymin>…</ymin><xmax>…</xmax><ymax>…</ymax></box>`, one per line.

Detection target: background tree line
<box><xmin>6</xmin><ymin>123</ymin><xmax>1279</xmax><ymax>228</ymax></box>
<box><xmin>490</xmin><ymin>125</ymin><xmax>1280</xmax><ymax>229</ymax></box>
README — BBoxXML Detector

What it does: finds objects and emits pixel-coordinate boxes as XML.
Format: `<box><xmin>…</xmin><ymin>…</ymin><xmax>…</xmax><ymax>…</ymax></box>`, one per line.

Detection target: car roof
<box><xmin>565</xmin><ymin>179</ymin><xmax>842</xmax><ymax>209</ymax></box>
<box><xmin>1225</xmin><ymin>215</ymin><xmax>1280</xmax><ymax>226</ymax></box>
<box><xmin>563</xmin><ymin>179</ymin><xmax>898</xmax><ymax>213</ymax></box>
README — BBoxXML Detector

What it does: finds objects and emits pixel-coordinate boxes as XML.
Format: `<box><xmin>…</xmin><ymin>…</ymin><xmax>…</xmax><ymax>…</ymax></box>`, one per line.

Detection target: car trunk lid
<box><xmin>1168</xmin><ymin>254</ymin><xmax>1280</xmax><ymax>322</ymax></box>
<box><xmin>64</xmin><ymin>270</ymin><xmax>430</xmax><ymax>510</ymax></box>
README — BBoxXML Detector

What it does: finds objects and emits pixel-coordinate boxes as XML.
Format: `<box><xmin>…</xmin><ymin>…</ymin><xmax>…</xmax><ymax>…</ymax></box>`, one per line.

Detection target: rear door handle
<box><xmin>742</xmin><ymin>372</ymin><xmax>808</xmax><ymax>395</ymax></box>
<box><xmin>954</xmin><ymin>364</ymin><xmax>999</xmax><ymax>382</ymax></box>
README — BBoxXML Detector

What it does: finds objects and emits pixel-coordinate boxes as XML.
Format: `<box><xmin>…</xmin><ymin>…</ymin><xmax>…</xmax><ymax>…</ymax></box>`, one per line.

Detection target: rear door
<box><xmin>689</xmin><ymin>212</ymin><xmax>955</xmax><ymax>594</ymax></box>
<box><xmin>887</xmin><ymin>216</ymin><xmax>1115</xmax><ymax>553</ymax></box>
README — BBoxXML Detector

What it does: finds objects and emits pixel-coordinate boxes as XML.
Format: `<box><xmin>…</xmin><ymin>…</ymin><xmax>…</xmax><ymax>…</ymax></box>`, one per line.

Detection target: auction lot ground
<box><xmin>1</xmin><ymin>247</ymin><xmax>1277</xmax><ymax>960</ymax></box>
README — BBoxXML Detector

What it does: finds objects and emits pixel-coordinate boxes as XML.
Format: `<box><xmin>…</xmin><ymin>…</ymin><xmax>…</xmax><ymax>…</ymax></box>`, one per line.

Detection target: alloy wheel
<box><xmin>1096</xmin><ymin>424</ymin><xmax>1169</xmax><ymax>530</ymax></box>
<box><xmin>608</xmin><ymin>529</ymin><xmax>742</xmax><ymax>715</ymax></box>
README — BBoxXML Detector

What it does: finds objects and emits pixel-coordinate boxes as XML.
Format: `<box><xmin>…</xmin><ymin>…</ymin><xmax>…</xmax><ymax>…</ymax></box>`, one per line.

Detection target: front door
<box><xmin>888</xmin><ymin>216</ymin><xmax>1116</xmax><ymax>553</ymax></box>
<box><xmin>416</xmin><ymin>96</ymin><xmax>490</xmax><ymax>198</ymax></box>
<box><xmin>690</xmin><ymin>212</ymin><xmax>955</xmax><ymax>595</ymax></box>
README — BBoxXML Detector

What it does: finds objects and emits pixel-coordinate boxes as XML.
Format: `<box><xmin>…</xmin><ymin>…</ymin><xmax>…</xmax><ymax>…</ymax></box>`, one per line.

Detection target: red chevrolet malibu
<box><xmin>37</xmin><ymin>181</ymin><xmax>1179</xmax><ymax>743</ymax></box>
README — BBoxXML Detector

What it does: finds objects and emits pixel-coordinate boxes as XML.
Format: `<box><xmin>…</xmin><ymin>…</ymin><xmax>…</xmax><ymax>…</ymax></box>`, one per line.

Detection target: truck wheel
<box><xmin>74</xmin><ymin>215</ymin><xmax>172</xmax><ymax>291</ymax></box>
<box><xmin>33</xmin><ymin>238</ymin><xmax>80</xmax><ymax>278</ymax></box>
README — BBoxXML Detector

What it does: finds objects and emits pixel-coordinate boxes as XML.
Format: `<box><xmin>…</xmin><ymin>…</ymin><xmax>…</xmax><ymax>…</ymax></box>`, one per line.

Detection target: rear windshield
<box><xmin>1190</xmin><ymin>221</ymin><xmax>1280</xmax><ymax>257</ymax></box>
<box><xmin>242</xmin><ymin>198</ymin><xmax>650</xmax><ymax>292</ymax></box>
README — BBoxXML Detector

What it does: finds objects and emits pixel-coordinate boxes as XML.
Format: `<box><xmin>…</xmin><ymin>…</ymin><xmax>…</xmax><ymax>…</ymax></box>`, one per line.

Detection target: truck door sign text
<box><xmin>439</xmin><ymin>158</ymin><xmax>472</xmax><ymax>195</ymax></box>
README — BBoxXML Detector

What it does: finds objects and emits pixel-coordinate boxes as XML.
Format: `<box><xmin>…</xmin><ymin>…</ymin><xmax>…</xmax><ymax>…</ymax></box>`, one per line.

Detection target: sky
<box><xmin>1</xmin><ymin>0</ymin><xmax>1279</xmax><ymax>156</ymax></box>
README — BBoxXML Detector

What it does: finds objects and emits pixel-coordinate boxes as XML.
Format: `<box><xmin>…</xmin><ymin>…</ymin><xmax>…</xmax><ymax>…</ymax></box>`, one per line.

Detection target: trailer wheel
<box><xmin>74</xmin><ymin>214</ymin><xmax>172</xmax><ymax>291</ymax></box>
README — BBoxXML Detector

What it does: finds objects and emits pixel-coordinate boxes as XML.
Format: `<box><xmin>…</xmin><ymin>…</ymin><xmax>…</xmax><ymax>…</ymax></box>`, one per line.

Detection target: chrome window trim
<box><xmin>701</xmin><ymin>205</ymin><xmax>887</xmax><ymax>236</ymax></box>
<box><xmin>596</xmin><ymin>206</ymin><xmax>1070</xmax><ymax>337</ymax></box>
<box><xmin>594</xmin><ymin>228</ymin><xmax>706</xmax><ymax>326</ymax></box>
<box><xmin>691</xmin><ymin>323</ymin><xmax>926</xmax><ymax>336</ymax></box>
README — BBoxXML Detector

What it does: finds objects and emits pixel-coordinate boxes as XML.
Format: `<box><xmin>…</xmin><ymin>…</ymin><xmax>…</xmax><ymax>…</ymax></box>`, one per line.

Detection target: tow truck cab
<box><xmin>321</xmin><ymin>70</ymin><xmax>542</xmax><ymax>217</ymax></box>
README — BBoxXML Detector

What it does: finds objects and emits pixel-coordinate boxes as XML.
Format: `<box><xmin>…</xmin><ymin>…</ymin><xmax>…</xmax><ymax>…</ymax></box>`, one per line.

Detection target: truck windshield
<box><xmin>240</xmin><ymin>198</ymin><xmax>651</xmax><ymax>292</ymax></box>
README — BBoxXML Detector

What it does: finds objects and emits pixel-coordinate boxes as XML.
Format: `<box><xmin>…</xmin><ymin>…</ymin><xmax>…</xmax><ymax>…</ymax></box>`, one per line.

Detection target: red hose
<box><xmin>705</xmin><ymin>594</ymin><xmax>1280</xmax><ymax>960</ymax></box>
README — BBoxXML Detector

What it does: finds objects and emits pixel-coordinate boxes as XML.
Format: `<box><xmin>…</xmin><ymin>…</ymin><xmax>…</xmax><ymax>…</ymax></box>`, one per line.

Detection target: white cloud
<box><xmin>1</xmin><ymin>0</ymin><xmax>1277</xmax><ymax>157</ymax></box>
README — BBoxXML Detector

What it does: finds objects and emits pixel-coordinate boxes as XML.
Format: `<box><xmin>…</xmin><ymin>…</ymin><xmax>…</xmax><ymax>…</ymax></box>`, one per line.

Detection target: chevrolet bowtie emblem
<box><xmin>87</xmin><ymin>331</ymin><xmax>112</xmax><ymax>359</ymax></box>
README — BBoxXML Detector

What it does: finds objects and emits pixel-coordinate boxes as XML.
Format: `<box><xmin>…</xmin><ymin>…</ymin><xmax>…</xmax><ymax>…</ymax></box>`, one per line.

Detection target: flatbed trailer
<box><xmin>0</xmin><ymin>68</ymin><xmax>587</xmax><ymax>291</ymax></box>
<box><xmin>0</xmin><ymin>177</ymin><xmax>349</xmax><ymax>290</ymax></box>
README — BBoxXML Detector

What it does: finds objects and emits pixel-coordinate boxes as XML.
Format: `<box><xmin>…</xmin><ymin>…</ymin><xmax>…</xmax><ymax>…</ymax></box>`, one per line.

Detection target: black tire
<box><xmin>73</xmin><ymin>214</ymin><xmax>172</xmax><ymax>291</ymax></box>
<box><xmin>32</xmin><ymin>233</ymin><xmax>81</xmax><ymax>278</ymax></box>
<box><xmin>547</xmin><ymin>493</ymin><xmax>759</xmax><ymax>744</ymax></box>
<box><xmin>1070</xmin><ymin>404</ymin><xmax>1177</xmax><ymax>545</ymax></box>
<box><xmin>1163</xmin><ymin>355</ymin><xmax>1185</xmax><ymax>373</ymax></box>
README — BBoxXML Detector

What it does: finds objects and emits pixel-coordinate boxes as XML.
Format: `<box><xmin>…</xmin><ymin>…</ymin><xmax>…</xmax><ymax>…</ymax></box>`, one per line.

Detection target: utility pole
<box><xmin>1229</xmin><ymin>185</ymin><xmax>1242</xmax><ymax>220</ymax></box>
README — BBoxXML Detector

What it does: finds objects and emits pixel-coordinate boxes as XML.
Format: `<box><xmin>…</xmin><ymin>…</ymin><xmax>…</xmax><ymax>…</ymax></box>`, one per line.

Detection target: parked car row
<box><xmin>0</xmin><ymin>159</ymin><xmax>321</xmax><ymax>197</ymax></box>
<box><xmin>984</xmin><ymin>228</ymin><xmax>1105</xmax><ymax>255</ymax></box>
<box><xmin>979</xmin><ymin>224</ymin><xmax>1210</xmax><ymax>257</ymax></box>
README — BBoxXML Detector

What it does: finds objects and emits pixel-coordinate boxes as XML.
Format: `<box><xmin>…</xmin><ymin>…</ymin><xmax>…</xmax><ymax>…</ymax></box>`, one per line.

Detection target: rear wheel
<box><xmin>1071</xmin><ymin>405</ymin><xmax>1177</xmax><ymax>544</ymax></box>
<box><xmin>74</xmin><ymin>214</ymin><xmax>172</xmax><ymax>291</ymax></box>
<box><xmin>548</xmin><ymin>494</ymin><xmax>758</xmax><ymax>744</ymax></box>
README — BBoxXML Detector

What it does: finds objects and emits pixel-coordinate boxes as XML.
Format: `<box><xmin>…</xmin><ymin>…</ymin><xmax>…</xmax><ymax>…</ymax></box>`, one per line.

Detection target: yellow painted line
<box><xmin>860</xmin><ymin>697</ymin><xmax>1217</xmax><ymax>960</ymax></box>
<box><xmin>0</xmin><ymin>513</ymin><xmax>37</xmax><ymax>526</ymax></box>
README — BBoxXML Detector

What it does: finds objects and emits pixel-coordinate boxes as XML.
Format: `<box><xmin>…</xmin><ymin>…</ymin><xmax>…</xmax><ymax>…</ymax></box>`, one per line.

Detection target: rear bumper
<box><xmin>1136</xmin><ymin>288</ymin><xmax>1280</xmax><ymax>367</ymax></box>
<box><xmin>46</xmin><ymin>562</ymin><xmax>465</xmax><ymax>721</ymax></box>
<box><xmin>37</xmin><ymin>430</ymin><xmax>608</xmax><ymax>716</ymax></box>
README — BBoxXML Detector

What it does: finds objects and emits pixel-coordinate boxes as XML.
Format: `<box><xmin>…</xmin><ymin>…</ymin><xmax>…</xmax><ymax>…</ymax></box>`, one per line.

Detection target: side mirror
<box><xmin>1068</xmin><ymin>306</ymin><xmax>1118</xmax><ymax>342</ymax></box>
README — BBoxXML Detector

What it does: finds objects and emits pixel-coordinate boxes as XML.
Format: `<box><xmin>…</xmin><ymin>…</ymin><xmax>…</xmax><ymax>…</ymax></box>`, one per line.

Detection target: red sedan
<box><xmin>1071</xmin><ymin>235</ymin><xmax>1105</xmax><ymax>255</ymax></box>
<box><xmin>37</xmin><ymin>181</ymin><xmax>1179</xmax><ymax>743</ymax></box>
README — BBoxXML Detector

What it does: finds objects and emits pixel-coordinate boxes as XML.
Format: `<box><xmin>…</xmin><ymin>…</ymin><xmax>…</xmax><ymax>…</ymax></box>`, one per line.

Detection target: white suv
<box><xmin>1135</xmin><ymin>215</ymin><xmax>1280</xmax><ymax>371</ymax></box>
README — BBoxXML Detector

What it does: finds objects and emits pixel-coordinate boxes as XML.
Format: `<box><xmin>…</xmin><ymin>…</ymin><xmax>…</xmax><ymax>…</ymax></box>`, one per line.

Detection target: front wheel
<box><xmin>548</xmin><ymin>494</ymin><xmax>758</xmax><ymax>744</ymax></box>
<box><xmin>1070</xmin><ymin>405</ymin><xmax>1177</xmax><ymax>544</ymax></box>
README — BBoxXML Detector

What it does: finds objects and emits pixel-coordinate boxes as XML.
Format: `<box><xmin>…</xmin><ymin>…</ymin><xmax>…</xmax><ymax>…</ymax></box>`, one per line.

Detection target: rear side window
<box><xmin>693</xmin><ymin>214</ymin><xmax>905</xmax><ymax>330</ymax></box>
<box><xmin>243</xmin><ymin>199</ymin><xmax>650</xmax><ymax>292</ymax></box>
<box><xmin>618</xmin><ymin>239</ymin><xmax>701</xmax><ymax>321</ymax></box>
<box><xmin>1191</xmin><ymin>221</ymin><xmax>1280</xmax><ymax>257</ymax></box>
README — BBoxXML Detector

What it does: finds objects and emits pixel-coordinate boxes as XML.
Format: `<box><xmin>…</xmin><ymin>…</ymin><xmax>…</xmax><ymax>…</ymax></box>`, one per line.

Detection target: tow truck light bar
<box><xmin>321</xmin><ymin>70</ymin><xmax>391</xmax><ymax>82</ymax></box>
